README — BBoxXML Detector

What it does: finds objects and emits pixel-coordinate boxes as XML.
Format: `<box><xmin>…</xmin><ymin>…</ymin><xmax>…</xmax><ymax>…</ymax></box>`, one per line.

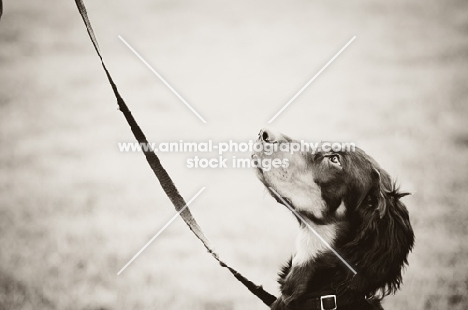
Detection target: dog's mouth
<box><xmin>252</xmin><ymin>154</ymin><xmax>294</xmax><ymax>209</ymax></box>
<box><xmin>274</xmin><ymin>194</ymin><xmax>293</xmax><ymax>208</ymax></box>
<box><xmin>252</xmin><ymin>144</ymin><xmax>295</xmax><ymax>209</ymax></box>
<box><xmin>251</xmin><ymin>153</ymin><xmax>265</xmax><ymax>174</ymax></box>
<box><xmin>261</xmin><ymin>183</ymin><xmax>294</xmax><ymax>210</ymax></box>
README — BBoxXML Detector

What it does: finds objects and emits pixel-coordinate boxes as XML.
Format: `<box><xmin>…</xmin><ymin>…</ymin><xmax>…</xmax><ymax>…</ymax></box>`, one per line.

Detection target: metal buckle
<box><xmin>320</xmin><ymin>295</ymin><xmax>337</xmax><ymax>310</ymax></box>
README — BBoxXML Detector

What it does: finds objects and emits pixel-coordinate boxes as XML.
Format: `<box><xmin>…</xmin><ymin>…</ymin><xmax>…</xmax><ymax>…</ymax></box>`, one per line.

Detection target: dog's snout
<box><xmin>260</xmin><ymin>128</ymin><xmax>278</xmax><ymax>143</ymax></box>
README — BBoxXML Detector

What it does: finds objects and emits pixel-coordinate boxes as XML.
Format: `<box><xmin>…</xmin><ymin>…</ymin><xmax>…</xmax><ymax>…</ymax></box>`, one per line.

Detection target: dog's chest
<box><xmin>292</xmin><ymin>223</ymin><xmax>337</xmax><ymax>266</ymax></box>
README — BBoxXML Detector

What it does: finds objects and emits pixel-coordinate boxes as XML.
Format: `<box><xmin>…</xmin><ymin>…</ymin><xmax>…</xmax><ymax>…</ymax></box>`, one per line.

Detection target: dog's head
<box><xmin>253</xmin><ymin>128</ymin><xmax>414</xmax><ymax>298</ymax></box>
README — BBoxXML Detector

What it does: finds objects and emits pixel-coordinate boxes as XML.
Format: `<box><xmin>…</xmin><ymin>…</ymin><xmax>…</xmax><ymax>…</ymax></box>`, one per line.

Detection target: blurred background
<box><xmin>1</xmin><ymin>0</ymin><xmax>467</xmax><ymax>309</ymax></box>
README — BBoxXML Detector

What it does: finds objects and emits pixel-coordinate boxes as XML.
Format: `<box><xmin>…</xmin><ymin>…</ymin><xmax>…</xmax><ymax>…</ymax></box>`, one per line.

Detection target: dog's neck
<box><xmin>277</xmin><ymin>220</ymin><xmax>342</xmax><ymax>307</ymax></box>
<box><xmin>292</xmin><ymin>220</ymin><xmax>338</xmax><ymax>267</ymax></box>
<box><xmin>276</xmin><ymin>219</ymin><xmax>367</xmax><ymax>310</ymax></box>
<box><xmin>291</xmin><ymin>200</ymin><xmax>347</xmax><ymax>267</ymax></box>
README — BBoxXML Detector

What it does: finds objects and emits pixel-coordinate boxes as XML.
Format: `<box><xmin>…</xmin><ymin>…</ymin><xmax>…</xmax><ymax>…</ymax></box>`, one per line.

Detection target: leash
<box><xmin>73</xmin><ymin>0</ymin><xmax>276</xmax><ymax>306</ymax></box>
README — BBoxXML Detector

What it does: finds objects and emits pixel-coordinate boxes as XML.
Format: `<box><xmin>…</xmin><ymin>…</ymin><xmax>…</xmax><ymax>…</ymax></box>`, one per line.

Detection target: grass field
<box><xmin>1</xmin><ymin>0</ymin><xmax>467</xmax><ymax>309</ymax></box>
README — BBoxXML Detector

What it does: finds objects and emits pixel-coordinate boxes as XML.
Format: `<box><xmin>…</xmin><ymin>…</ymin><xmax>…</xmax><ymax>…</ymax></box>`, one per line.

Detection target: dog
<box><xmin>253</xmin><ymin>128</ymin><xmax>414</xmax><ymax>310</ymax></box>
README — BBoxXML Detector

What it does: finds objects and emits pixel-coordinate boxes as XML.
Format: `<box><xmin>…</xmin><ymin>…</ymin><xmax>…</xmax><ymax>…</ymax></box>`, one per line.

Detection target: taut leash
<box><xmin>73</xmin><ymin>0</ymin><xmax>276</xmax><ymax>306</ymax></box>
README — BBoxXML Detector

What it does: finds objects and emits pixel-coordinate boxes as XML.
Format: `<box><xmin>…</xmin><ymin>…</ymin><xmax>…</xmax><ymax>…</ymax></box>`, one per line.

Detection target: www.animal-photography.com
<box><xmin>0</xmin><ymin>0</ymin><xmax>467</xmax><ymax>309</ymax></box>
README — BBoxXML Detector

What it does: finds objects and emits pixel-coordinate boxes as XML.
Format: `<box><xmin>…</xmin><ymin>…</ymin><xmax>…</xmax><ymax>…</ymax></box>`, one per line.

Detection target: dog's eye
<box><xmin>329</xmin><ymin>155</ymin><xmax>341</xmax><ymax>165</ymax></box>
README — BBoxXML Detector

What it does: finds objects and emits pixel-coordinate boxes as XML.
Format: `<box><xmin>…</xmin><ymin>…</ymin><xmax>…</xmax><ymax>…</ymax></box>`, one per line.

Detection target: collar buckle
<box><xmin>320</xmin><ymin>295</ymin><xmax>337</xmax><ymax>310</ymax></box>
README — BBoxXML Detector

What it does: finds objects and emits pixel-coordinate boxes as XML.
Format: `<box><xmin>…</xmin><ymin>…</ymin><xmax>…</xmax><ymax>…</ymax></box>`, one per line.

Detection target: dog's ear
<box><xmin>347</xmin><ymin>167</ymin><xmax>414</xmax><ymax>298</ymax></box>
<box><xmin>349</xmin><ymin>167</ymin><xmax>387</xmax><ymax>217</ymax></box>
<box><xmin>371</xmin><ymin>168</ymin><xmax>387</xmax><ymax>219</ymax></box>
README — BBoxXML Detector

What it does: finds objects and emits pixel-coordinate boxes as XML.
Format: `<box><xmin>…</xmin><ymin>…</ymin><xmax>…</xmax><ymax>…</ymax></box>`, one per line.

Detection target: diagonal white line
<box><xmin>117</xmin><ymin>187</ymin><xmax>206</xmax><ymax>275</ymax></box>
<box><xmin>268</xmin><ymin>36</ymin><xmax>356</xmax><ymax>123</ymax></box>
<box><xmin>268</xmin><ymin>187</ymin><xmax>357</xmax><ymax>275</ymax></box>
<box><xmin>118</xmin><ymin>35</ymin><xmax>207</xmax><ymax>124</ymax></box>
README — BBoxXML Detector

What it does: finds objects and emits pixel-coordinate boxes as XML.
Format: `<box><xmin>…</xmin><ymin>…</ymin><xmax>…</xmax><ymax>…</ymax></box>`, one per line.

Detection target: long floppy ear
<box><xmin>347</xmin><ymin>168</ymin><xmax>414</xmax><ymax>298</ymax></box>
<box><xmin>372</xmin><ymin>168</ymin><xmax>387</xmax><ymax>219</ymax></box>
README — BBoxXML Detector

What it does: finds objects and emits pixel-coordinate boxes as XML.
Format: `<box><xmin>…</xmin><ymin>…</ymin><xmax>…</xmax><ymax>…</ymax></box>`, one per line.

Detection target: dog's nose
<box><xmin>260</xmin><ymin>128</ymin><xmax>278</xmax><ymax>143</ymax></box>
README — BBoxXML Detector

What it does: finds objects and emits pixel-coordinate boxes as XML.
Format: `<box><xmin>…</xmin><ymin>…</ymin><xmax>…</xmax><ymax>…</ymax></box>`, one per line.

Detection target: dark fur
<box><xmin>255</xmin><ymin>130</ymin><xmax>414</xmax><ymax>310</ymax></box>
